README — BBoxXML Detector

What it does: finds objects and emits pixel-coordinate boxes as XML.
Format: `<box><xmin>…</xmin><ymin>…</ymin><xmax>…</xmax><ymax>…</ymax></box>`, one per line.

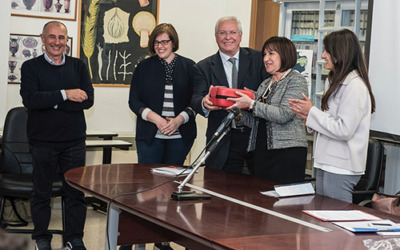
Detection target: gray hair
<box><xmin>214</xmin><ymin>16</ymin><xmax>243</xmax><ymax>34</ymax></box>
<box><xmin>42</xmin><ymin>21</ymin><xmax>68</xmax><ymax>36</ymax></box>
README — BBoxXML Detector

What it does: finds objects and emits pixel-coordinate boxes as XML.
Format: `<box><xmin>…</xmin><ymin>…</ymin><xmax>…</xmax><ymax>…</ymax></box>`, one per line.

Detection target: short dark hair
<box><xmin>261</xmin><ymin>36</ymin><xmax>297</xmax><ymax>72</ymax></box>
<box><xmin>148</xmin><ymin>23</ymin><xmax>179</xmax><ymax>56</ymax></box>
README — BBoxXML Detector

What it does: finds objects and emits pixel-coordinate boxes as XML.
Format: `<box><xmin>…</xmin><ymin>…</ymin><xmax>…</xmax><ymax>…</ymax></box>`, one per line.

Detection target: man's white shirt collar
<box><xmin>44</xmin><ymin>52</ymin><xmax>66</xmax><ymax>66</ymax></box>
<box><xmin>219</xmin><ymin>50</ymin><xmax>240</xmax><ymax>63</ymax></box>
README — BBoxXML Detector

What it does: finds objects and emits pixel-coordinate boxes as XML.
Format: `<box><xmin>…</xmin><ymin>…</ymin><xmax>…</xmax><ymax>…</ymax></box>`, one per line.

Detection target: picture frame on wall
<box><xmin>8</xmin><ymin>33</ymin><xmax>73</xmax><ymax>84</ymax></box>
<box><xmin>11</xmin><ymin>0</ymin><xmax>77</xmax><ymax>21</ymax></box>
<box><xmin>295</xmin><ymin>49</ymin><xmax>313</xmax><ymax>97</ymax></box>
<box><xmin>79</xmin><ymin>0</ymin><xmax>158</xmax><ymax>87</ymax></box>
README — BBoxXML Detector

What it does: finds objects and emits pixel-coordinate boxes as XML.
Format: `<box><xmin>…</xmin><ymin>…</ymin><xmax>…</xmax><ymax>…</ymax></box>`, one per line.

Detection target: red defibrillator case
<box><xmin>209</xmin><ymin>86</ymin><xmax>254</xmax><ymax>110</ymax></box>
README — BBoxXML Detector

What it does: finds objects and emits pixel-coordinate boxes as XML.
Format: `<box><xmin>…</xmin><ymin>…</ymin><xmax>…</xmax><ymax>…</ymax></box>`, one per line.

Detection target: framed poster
<box><xmin>295</xmin><ymin>49</ymin><xmax>313</xmax><ymax>97</ymax></box>
<box><xmin>79</xmin><ymin>0</ymin><xmax>158</xmax><ymax>86</ymax></box>
<box><xmin>8</xmin><ymin>33</ymin><xmax>73</xmax><ymax>84</ymax></box>
<box><xmin>11</xmin><ymin>0</ymin><xmax>77</xmax><ymax>21</ymax></box>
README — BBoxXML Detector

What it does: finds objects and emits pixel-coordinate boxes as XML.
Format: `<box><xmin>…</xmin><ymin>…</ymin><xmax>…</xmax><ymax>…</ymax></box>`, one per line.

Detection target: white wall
<box><xmin>369</xmin><ymin>0</ymin><xmax>400</xmax><ymax>137</ymax></box>
<box><xmin>2</xmin><ymin>0</ymin><xmax>252</xmax><ymax>164</ymax></box>
<box><xmin>369</xmin><ymin>0</ymin><xmax>400</xmax><ymax>194</ymax></box>
<box><xmin>0</xmin><ymin>6</ymin><xmax>11</xmax><ymax>127</ymax></box>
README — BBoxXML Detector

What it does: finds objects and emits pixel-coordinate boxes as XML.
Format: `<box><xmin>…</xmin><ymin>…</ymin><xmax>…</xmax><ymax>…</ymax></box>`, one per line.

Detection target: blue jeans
<box><xmin>136</xmin><ymin>138</ymin><xmax>194</xmax><ymax>165</ymax></box>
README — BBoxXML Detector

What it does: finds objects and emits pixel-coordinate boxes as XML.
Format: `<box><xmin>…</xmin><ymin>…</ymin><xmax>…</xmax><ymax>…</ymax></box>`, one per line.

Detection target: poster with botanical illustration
<box><xmin>8</xmin><ymin>34</ymin><xmax>73</xmax><ymax>84</ymax></box>
<box><xmin>80</xmin><ymin>0</ymin><xmax>158</xmax><ymax>86</ymax></box>
<box><xmin>11</xmin><ymin>0</ymin><xmax>77</xmax><ymax>20</ymax></box>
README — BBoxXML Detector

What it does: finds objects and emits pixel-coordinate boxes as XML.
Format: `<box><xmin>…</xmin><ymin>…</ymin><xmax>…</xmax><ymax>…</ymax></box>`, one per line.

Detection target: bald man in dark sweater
<box><xmin>20</xmin><ymin>21</ymin><xmax>93</xmax><ymax>250</ymax></box>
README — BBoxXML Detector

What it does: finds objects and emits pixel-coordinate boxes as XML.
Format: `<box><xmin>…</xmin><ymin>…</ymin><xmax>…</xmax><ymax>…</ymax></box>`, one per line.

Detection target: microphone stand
<box><xmin>171</xmin><ymin>127</ymin><xmax>231</xmax><ymax>201</ymax></box>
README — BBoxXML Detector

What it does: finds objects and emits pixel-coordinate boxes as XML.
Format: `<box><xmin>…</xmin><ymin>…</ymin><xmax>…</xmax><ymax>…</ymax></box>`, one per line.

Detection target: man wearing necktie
<box><xmin>191</xmin><ymin>16</ymin><xmax>269</xmax><ymax>173</ymax></box>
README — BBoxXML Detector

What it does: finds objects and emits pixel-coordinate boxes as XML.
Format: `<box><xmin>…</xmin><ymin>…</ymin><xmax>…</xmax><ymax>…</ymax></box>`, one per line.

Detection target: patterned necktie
<box><xmin>228</xmin><ymin>57</ymin><xmax>238</xmax><ymax>89</ymax></box>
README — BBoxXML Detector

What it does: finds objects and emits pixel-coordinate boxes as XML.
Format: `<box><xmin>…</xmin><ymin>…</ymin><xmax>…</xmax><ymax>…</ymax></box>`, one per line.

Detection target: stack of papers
<box><xmin>151</xmin><ymin>166</ymin><xmax>194</xmax><ymax>176</ymax></box>
<box><xmin>303</xmin><ymin>210</ymin><xmax>381</xmax><ymax>222</ymax></box>
<box><xmin>303</xmin><ymin>210</ymin><xmax>400</xmax><ymax>235</ymax></box>
<box><xmin>333</xmin><ymin>220</ymin><xmax>400</xmax><ymax>234</ymax></box>
<box><xmin>261</xmin><ymin>182</ymin><xmax>315</xmax><ymax>197</ymax></box>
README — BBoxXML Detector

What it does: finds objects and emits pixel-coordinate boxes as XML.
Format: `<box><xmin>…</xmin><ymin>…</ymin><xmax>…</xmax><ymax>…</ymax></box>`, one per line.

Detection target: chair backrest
<box><xmin>354</xmin><ymin>138</ymin><xmax>384</xmax><ymax>192</ymax></box>
<box><xmin>0</xmin><ymin>107</ymin><xmax>33</xmax><ymax>175</ymax></box>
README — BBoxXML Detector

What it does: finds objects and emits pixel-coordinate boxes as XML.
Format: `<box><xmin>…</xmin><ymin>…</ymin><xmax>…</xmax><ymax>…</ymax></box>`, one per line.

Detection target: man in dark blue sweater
<box><xmin>20</xmin><ymin>21</ymin><xmax>94</xmax><ymax>250</ymax></box>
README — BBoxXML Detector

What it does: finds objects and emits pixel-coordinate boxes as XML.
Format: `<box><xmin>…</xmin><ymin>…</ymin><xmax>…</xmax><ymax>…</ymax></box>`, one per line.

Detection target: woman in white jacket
<box><xmin>289</xmin><ymin>29</ymin><xmax>376</xmax><ymax>203</ymax></box>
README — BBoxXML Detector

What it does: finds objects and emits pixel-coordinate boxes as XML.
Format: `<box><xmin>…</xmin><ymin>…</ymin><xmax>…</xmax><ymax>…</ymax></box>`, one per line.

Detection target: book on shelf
<box><xmin>151</xmin><ymin>166</ymin><xmax>194</xmax><ymax>176</ymax></box>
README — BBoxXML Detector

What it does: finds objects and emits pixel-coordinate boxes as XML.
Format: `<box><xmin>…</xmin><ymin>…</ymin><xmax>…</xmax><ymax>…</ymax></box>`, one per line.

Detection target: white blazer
<box><xmin>306</xmin><ymin>70</ymin><xmax>372</xmax><ymax>172</ymax></box>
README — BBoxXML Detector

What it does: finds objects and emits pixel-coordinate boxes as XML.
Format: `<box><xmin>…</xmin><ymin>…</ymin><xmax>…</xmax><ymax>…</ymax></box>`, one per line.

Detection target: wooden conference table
<box><xmin>65</xmin><ymin>164</ymin><xmax>400</xmax><ymax>250</ymax></box>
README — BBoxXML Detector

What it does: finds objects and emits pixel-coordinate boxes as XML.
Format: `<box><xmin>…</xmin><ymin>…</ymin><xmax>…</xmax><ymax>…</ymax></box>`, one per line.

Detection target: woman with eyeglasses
<box><xmin>289</xmin><ymin>29</ymin><xmax>375</xmax><ymax>203</ymax></box>
<box><xmin>228</xmin><ymin>36</ymin><xmax>308</xmax><ymax>184</ymax></box>
<box><xmin>127</xmin><ymin>23</ymin><xmax>195</xmax><ymax>250</ymax></box>
<box><xmin>129</xmin><ymin>23</ymin><xmax>196</xmax><ymax>165</ymax></box>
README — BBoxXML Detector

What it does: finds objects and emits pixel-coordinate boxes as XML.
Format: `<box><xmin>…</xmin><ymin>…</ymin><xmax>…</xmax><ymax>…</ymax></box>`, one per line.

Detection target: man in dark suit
<box><xmin>191</xmin><ymin>16</ymin><xmax>269</xmax><ymax>173</ymax></box>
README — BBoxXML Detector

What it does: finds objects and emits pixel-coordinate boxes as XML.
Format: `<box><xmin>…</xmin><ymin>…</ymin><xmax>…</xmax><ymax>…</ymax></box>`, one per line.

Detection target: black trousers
<box><xmin>30</xmin><ymin>141</ymin><xmax>87</xmax><ymax>242</ymax></box>
<box><xmin>222</xmin><ymin>127</ymin><xmax>251</xmax><ymax>173</ymax></box>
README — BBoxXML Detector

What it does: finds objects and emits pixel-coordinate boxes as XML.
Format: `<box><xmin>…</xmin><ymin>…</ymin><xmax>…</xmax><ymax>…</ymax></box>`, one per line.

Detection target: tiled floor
<box><xmin>5</xmin><ymin>206</ymin><xmax>186</xmax><ymax>250</ymax></box>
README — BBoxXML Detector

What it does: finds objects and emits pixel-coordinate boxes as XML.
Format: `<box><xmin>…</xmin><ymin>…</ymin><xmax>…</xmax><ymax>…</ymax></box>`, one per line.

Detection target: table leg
<box><xmin>105</xmin><ymin>204</ymin><xmax>119</xmax><ymax>250</ymax></box>
<box><xmin>103</xmin><ymin>148</ymin><xmax>112</xmax><ymax>164</ymax></box>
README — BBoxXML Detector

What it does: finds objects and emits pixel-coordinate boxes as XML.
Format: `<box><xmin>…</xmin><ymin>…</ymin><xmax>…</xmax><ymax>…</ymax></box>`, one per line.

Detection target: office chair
<box><xmin>0</xmin><ymin>107</ymin><xmax>66</xmax><ymax>245</ymax></box>
<box><xmin>353</xmin><ymin>138</ymin><xmax>384</xmax><ymax>205</ymax></box>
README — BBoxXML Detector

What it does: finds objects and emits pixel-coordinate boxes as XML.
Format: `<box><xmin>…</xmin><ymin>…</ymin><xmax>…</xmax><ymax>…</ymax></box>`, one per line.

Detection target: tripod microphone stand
<box><xmin>171</xmin><ymin>127</ymin><xmax>231</xmax><ymax>201</ymax></box>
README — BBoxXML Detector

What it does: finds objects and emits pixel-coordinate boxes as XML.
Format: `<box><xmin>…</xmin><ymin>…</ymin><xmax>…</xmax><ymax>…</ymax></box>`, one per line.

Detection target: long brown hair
<box><xmin>321</xmin><ymin>29</ymin><xmax>375</xmax><ymax>113</ymax></box>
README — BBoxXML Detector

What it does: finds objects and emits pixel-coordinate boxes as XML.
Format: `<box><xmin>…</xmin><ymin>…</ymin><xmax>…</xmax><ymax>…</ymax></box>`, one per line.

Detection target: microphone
<box><xmin>211</xmin><ymin>107</ymin><xmax>239</xmax><ymax>140</ymax></box>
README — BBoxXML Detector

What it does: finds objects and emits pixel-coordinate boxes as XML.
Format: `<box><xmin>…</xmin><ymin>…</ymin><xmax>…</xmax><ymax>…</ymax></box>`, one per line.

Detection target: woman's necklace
<box><xmin>260</xmin><ymin>79</ymin><xmax>273</xmax><ymax>102</ymax></box>
<box><xmin>260</xmin><ymin>69</ymin><xmax>292</xmax><ymax>102</ymax></box>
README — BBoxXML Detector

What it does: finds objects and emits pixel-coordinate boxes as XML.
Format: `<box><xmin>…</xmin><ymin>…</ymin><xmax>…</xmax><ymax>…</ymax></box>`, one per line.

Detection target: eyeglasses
<box><xmin>217</xmin><ymin>31</ymin><xmax>240</xmax><ymax>37</ymax></box>
<box><xmin>154</xmin><ymin>39</ymin><xmax>171</xmax><ymax>46</ymax></box>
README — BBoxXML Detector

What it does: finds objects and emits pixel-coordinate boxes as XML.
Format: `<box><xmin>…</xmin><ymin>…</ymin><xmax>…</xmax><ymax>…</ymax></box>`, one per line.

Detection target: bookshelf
<box><xmin>275</xmin><ymin>0</ymin><xmax>368</xmax><ymax>106</ymax></box>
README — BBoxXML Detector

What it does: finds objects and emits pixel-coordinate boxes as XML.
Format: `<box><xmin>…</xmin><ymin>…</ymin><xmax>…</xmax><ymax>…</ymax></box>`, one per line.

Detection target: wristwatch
<box><xmin>249</xmin><ymin>100</ymin><xmax>256</xmax><ymax>110</ymax></box>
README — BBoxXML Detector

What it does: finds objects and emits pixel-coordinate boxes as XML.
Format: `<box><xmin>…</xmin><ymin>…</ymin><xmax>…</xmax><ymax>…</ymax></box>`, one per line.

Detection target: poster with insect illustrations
<box><xmin>79</xmin><ymin>0</ymin><xmax>158</xmax><ymax>86</ymax></box>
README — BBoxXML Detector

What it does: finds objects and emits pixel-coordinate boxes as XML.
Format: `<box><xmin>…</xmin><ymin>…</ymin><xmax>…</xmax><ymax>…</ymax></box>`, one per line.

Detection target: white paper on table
<box><xmin>333</xmin><ymin>220</ymin><xmax>400</xmax><ymax>233</ymax></box>
<box><xmin>151</xmin><ymin>166</ymin><xmax>194</xmax><ymax>176</ymax></box>
<box><xmin>377</xmin><ymin>231</ymin><xmax>400</xmax><ymax>236</ymax></box>
<box><xmin>261</xmin><ymin>182</ymin><xmax>315</xmax><ymax>197</ymax></box>
<box><xmin>273</xmin><ymin>196</ymin><xmax>315</xmax><ymax>207</ymax></box>
<box><xmin>303</xmin><ymin>210</ymin><xmax>382</xmax><ymax>222</ymax></box>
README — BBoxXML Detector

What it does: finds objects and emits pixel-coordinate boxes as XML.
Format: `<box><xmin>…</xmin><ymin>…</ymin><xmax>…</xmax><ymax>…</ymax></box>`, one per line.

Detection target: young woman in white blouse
<box><xmin>289</xmin><ymin>29</ymin><xmax>376</xmax><ymax>203</ymax></box>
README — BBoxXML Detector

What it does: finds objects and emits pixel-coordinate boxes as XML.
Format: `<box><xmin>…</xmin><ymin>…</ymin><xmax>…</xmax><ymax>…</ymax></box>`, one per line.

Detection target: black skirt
<box><xmin>252</xmin><ymin>119</ymin><xmax>307</xmax><ymax>184</ymax></box>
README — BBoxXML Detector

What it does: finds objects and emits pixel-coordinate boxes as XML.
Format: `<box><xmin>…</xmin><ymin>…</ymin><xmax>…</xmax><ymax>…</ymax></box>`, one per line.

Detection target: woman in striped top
<box><xmin>128</xmin><ymin>23</ymin><xmax>196</xmax><ymax>166</ymax></box>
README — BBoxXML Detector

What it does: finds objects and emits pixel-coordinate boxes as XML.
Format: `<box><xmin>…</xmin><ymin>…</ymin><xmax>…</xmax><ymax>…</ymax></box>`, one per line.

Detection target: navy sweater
<box><xmin>20</xmin><ymin>55</ymin><xmax>94</xmax><ymax>148</ymax></box>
